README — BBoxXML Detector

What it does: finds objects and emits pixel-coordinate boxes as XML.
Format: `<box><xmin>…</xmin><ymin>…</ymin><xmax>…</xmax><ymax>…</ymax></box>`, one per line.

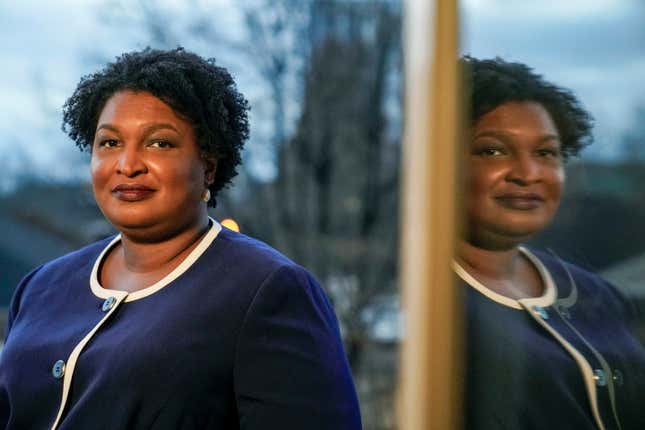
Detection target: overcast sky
<box><xmin>1</xmin><ymin>0</ymin><xmax>644</xmax><ymax>190</ymax></box>
<box><xmin>0</xmin><ymin>0</ymin><xmax>254</xmax><ymax>191</ymax></box>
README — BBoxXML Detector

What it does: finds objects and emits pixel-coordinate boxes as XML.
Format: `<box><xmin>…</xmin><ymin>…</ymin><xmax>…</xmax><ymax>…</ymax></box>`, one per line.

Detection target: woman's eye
<box><xmin>537</xmin><ymin>148</ymin><xmax>561</xmax><ymax>158</ymax></box>
<box><xmin>99</xmin><ymin>139</ymin><xmax>119</xmax><ymax>148</ymax></box>
<box><xmin>149</xmin><ymin>140</ymin><xmax>173</xmax><ymax>148</ymax></box>
<box><xmin>476</xmin><ymin>147</ymin><xmax>504</xmax><ymax>157</ymax></box>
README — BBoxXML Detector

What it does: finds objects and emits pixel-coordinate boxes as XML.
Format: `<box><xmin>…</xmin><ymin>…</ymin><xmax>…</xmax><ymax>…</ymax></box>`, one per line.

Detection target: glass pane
<box><xmin>460</xmin><ymin>1</ymin><xmax>645</xmax><ymax>428</ymax></box>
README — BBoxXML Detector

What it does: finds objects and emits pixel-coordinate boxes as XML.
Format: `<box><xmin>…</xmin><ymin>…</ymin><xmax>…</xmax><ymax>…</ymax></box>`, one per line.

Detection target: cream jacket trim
<box><xmin>520</xmin><ymin>300</ymin><xmax>607</xmax><ymax>430</ymax></box>
<box><xmin>90</xmin><ymin>218</ymin><xmax>221</xmax><ymax>302</ymax></box>
<box><xmin>547</xmin><ymin>257</ymin><xmax>623</xmax><ymax>430</ymax></box>
<box><xmin>50</xmin><ymin>292</ymin><xmax>128</xmax><ymax>430</ymax></box>
<box><xmin>452</xmin><ymin>246</ymin><xmax>557</xmax><ymax>310</ymax></box>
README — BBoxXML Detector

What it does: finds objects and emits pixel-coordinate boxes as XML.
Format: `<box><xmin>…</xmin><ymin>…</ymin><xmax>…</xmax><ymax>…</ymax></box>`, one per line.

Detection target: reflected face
<box><xmin>466</xmin><ymin>101</ymin><xmax>564</xmax><ymax>249</ymax></box>
<box><xmin>91</xmin><ymin>91</ymin><xmax>210</xmax><ymax>235</ymax></box>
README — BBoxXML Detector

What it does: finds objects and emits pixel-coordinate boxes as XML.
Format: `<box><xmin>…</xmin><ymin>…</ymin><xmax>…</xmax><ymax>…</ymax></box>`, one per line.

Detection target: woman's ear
<box><xmin>203</xmin><ymin>156</ymin><xmax>218</xmax><ymax>185</ymax></box>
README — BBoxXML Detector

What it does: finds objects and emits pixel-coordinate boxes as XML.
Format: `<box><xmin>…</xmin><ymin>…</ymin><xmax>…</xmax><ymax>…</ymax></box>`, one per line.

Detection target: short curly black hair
<box><xmin>462</xmin><ymin>56</ymin><xmax>593</xmax><ymax>159</ymax></box>
<box><xmin>62</xmin><ymin>47</ymin><xmax>250</xmax><ymax>207</ymax></box>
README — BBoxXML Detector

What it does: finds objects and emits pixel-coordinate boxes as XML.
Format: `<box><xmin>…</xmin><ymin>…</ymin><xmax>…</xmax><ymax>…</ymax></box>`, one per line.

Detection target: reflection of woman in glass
<box><xmin>0</xmin><ymin>48</ymin><xmax>361</xmax><ymax>429</ymax></box>
<box><xmin>457</xmin><ymin>57</ymin><xmax>645</xmax><ymax>430</ymax></box>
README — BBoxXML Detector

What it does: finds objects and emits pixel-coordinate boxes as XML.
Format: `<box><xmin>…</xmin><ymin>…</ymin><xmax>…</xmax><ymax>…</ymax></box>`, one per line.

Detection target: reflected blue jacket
<box><xmin>458</xmin><ymin>248</ymin><xmax>645</xmax><ymax>430</ymax></box>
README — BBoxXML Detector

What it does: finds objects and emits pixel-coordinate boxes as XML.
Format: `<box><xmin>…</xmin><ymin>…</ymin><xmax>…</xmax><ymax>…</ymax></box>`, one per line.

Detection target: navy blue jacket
<box><xmin>0</xmin><ymin>222</ymin><xmax>362</xmax><ymax>429</ymax></box>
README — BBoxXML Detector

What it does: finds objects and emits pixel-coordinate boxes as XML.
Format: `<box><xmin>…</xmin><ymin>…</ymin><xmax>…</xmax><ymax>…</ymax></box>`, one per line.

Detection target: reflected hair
<box><xmin>462</xmin><ymin>56</ymin><xmax>593</xmax><ymax>159</ymax></box>
<box><xmin>62</xmin><ymin>47</ymin><xmax>250</xmax><ymax>207</ymax></box>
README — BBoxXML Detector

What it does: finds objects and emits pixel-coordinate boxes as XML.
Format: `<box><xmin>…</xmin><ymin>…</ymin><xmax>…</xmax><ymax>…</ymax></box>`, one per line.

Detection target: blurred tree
<box><xmin>225</xmin><ymin>0</ymin><xmax>403</xmax><ymax>372</ymax></box>
<box><xmin>274</xmin><ymin>1</ymin><xmax>402</xmax><ymax>367</ymax></box>
<box><xmin>236</xmin><ymin>5</ymin><xmax>403</xmax><ymax>426</ymax></box>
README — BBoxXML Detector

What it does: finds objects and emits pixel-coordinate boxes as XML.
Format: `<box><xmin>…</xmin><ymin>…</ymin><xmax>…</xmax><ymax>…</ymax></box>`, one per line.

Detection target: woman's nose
<box><xmin>116</xmin><ymin>146</ymin><xmax>147</xmax><ymax>177</ymax></box>
<box><xmin>506</xmin><ymin>154</ymin><xmax>540</xmax><ymax>185</ymax></box>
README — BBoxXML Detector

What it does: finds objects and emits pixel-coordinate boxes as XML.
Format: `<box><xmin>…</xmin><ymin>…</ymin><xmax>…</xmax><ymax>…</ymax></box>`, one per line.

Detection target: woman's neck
<box><xmin>118</xmin><ymin>214</ymin><xmax>211</xmax><ymax>274</ymax></box>
<box><xmin>456</xmin><ymin>240</ymin><xmax>544</xmax><ymax>300</ymax></box>
<box><xmin>457</xmin><ymin>240</ymin><xmax>522</xmax><ymax>280</ymax></box>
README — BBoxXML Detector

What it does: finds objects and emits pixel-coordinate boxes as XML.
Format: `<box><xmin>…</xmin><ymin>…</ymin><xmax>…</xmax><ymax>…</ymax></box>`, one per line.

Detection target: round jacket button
<box><xmin>52</xmin><ymin>360</ymin><xmax>66</xmax><ymax>379</ymax></box>
<box><xmin>533</xmin><ymin>306</ymin><xmax>549</xmax><ymax>320</ymax></box>
<box><xmin>102</xmin><ymin>296</ymin><xmax>117</xmax><ymax>312</ymax></box>
<box><xmin>594</xmin><ymin>369</ymin><xmax>607</xmax><ymax>386</ymax></box>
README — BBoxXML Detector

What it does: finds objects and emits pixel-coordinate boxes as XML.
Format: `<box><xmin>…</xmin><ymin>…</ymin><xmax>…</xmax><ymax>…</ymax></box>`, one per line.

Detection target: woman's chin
<box><xmin>467</xmin><ymin>225</ymin><xmax>542</xmax><ymax>250</ymax></box>
<box><xmin>101</xmin><ymin>206</ymin><xmax>205</xmax><ymax>243</ymax></box>
<box><xmin>101</xmin><ymin>209</ymin><xmax>163</xmax><ymax>233</ymax></box>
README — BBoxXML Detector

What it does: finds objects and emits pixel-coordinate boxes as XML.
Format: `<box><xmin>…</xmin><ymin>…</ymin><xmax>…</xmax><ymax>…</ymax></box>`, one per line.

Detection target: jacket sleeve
<box><xmin>233</xmin><ymin>264</ymin><xmax>362</xmax><ymax>430</ymax></box>
<box><xmin>4</xmin><ymin>265</ymin><xmax>42</xmax><ymax>342</ymax></box>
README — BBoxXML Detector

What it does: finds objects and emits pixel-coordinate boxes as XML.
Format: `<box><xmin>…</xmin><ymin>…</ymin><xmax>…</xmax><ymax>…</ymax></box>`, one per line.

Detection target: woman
<box><xmin>0</xmin><ymin>48</ymin><xmax>361</xmax><ymax>429</ymax></box>
<box><xmin>457</xmin><ymin>57</ymin><xmax>645</xmax><ymax>429</ymax></box>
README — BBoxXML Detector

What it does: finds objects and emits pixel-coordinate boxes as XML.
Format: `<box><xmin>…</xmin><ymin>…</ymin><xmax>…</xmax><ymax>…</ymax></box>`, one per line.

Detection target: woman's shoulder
<box><xmin>204</xmin><ymin>227</ymin><xmax>322</xmax><ymax>300</ymax></box>
<box><xmin>528</xmin><ymin>248</ymin><xmax>606</xmax><ymax>284</ymax></box>
<box><xmin>527</xmin><ymin>247</ymin><xmax>631</xmax><ymax>312</ymax></box>
<box><xmin>7</xmin><ymin>236</ymin><xmax>118</xmax><ymax>328</ymax></box>
<box><xmin>211</xmin><ymin>227</ymin><xmax>299</xmax><ymax>272</ymax></box>
<box><xmin>33</xmin><ymin>235</ymin><xmax>116</xmax><ymax>280</ymax></box>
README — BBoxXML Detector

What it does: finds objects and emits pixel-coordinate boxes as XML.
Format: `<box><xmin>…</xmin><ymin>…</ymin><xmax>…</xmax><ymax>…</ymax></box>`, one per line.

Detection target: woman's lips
<box><xmin>495</xmin><ymin>194</ymin><xmax>544</xmax><ymax>210</ymax></box>
<box><xmin>112</xmin><ymin>184</ymin><xmax>155</xmax><ymax>202</ymax></box>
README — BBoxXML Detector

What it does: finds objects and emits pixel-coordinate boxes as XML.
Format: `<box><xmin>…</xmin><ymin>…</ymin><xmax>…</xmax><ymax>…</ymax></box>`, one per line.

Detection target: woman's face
<box><xmin>466</xmin><ymin>101</ymin><xmax>564</xmax><ymax>249</ymax></box>
<box><xmin>91</xmin><ymin>91</ymin><xmax>214</xmax><ymax>237</ymax></box>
